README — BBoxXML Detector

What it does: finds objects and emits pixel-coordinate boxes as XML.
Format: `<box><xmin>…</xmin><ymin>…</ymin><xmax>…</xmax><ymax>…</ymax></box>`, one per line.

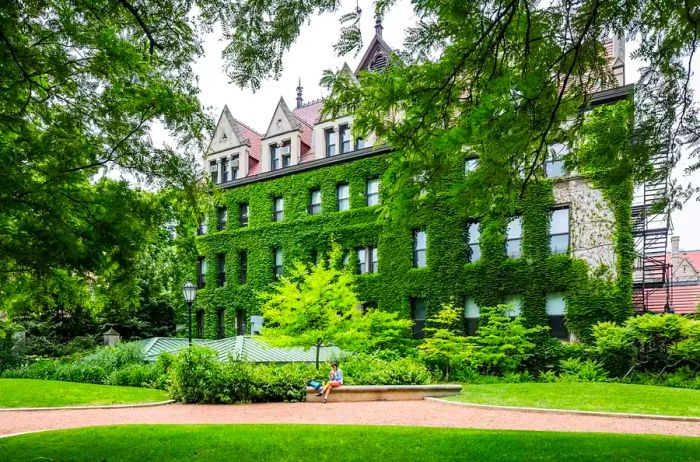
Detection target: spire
<box><xmin>374</xmin><ymin>14</ymin><xmax>383</xmax><ymax>37</ymax></box>
<box><xmin>296</xmin><ymin>78</ymin><xmax>303</xmax><ymax>108</ymax></box>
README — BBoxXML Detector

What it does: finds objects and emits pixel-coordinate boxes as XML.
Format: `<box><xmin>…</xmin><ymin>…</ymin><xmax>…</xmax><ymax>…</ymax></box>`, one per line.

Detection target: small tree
<box><xmin>417</xmin><ymin>304</ymin><xmax>472</xmax><ymax>381</ymax></box>
<box><xmin>259</xmin><ymin>245</ymin><xmax>360</xmax><ymax>369</ymax></box>
<box><xmin>336</xmin><ymin>308</ymin><xmax>414</xmax><ymax>357</ymax></box>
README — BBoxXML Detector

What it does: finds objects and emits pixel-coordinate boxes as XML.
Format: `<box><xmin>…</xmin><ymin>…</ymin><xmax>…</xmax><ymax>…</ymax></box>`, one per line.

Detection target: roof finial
<box><xmin>296</xmin><ymin>78</ymin><xmax>303</xmax><ymax>109</ymax></box>
<box><xmin>374</xmin><ymin>14</ymin><xmax>383</xmax><ymax>37</ymax></box>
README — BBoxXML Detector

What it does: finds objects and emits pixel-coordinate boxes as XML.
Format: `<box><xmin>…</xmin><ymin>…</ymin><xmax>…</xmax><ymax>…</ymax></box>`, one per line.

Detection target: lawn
<box><xmin>0</xmin><ymin>425</ymin><xmax>699</xmax><ymax>462</ymax></box>
<box><xmin>446</xmin><ymin>382</ymin><xmax>700</xmax><ymax>416</ymax></box>
<box><xmin>0</xmin><ymin>379</ymin><xmax>169</xmax><ymax>408</ymax></box>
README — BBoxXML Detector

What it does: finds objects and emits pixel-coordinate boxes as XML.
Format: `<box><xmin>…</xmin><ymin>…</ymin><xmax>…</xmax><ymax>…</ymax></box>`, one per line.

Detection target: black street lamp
<box><xmin>182</xmin><ymin>281</ymin><xmax>197</xmax><ymax>344</ymax></box>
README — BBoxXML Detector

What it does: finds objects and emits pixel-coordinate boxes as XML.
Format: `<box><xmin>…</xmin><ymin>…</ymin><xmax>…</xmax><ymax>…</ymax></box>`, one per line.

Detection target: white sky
<box><xmin>170</xmin><ymin>0</ymin><xmax>700</xmax><ymax>250</ymax></box>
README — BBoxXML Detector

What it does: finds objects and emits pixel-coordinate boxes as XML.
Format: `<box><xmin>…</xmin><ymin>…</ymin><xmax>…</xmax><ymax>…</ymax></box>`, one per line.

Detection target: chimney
<box><xmin>296</xmin><ymin>78</ymin><xmax>303</xmax><ymax>109</ymax></box>
<box><xmin>374</xmin><ymin>14</ymin><xmax>383</xmax><ymax>37</ymax></box>
<box><xmin>671</xmin><ymin>235</ymin><xmax>680</xmax><ymax>278</ymax></box>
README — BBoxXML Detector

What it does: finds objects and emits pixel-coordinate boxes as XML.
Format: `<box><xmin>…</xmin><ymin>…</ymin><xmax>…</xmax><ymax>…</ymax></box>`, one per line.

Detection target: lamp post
<box><xmin>182</xmin><ymin>281</ymin><xmax>197</xmax><ymax>344</ymax></box>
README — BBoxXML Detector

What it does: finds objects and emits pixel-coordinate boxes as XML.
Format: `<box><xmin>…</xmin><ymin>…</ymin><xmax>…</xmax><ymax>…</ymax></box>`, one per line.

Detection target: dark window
<box><xmin>339</xmin><ymin>124</ymin><xmax>351</xmax><ymax>154</ymax></box>
<box><xmin>545</xmin><ymin>143</ymin><xmax>568</xmax><ymax>178</ymax></box>
<box><xmin>231</xmin><ymin>156</ymin><xmax>240</xmax><ymax>180</ymax></box>
<box><xmin>209</xmin><ymin>160</ymin><xmax>218</xmax><ymax>184</ymax></box>
<box><xmin>325</xmin><ymin>128</ymin><xmax>337</xmax><ymax>157</ymax></box>
<box><xmin>337</xmin><ymin>183</ymin><xmax>350</xmax><ymax>211</ymax></box>
<box><xmin>506</xmin><ymin>217</ymin><xmax>523</xmax><ymax>259</ymax></box>
<box><xmin>464</xmin><ymin>299</ymin><xmax>480</xmax><ymax>336</ymax></box>
<box><xmin>239</xmin><ymin>251</ymin><xmax>247</xmax><ymax>284</ymax></box>
<box><xmin>197</xmin><ymin>257</ymin><xmax>206</xmax><ymax>289</ymax></box>
<box><xmin>309</xmin><ymin>188</ymin><xmax>321</xmax><ymax>215</ymax></box>
<box><xmin>549</xmin><ymin>207</ymin><xmax>570</xmax><ymax>255</ymax></box>
<box><xmin>221</xmin><ymin>158</ymin><xmax>229</xmax><ymax>183</ymax></box>
<box><xmin>358</xmin><ymin>301</ymin><xmax>377</xmax><ymax>314</ymax></box>
<box><xmin>236</xmin><ymin>309</ymin><xmax>245</xmax><ymax>336</ymax></box>
<box><xmin>196</xmin><ymin>310</ymin><xmax>204</xmax><ymax>338</ymax></box>
<box><xmin>217</xmin><ymin>207</ymin><xmax>227</xmax><ymax>231</ymax></box>
<box><xmin>239</xmin><ymin>203</ymin><xmax>249</xmax><ymax>227</ymax></box>
<box><xmin>413</xmin><ymin>230</ymin><xmax>427</xmax><ymax>268</ymax></box>
<box><xmin>355</xmin><ymin>137</ymin><xmax>365</xmax><ymax>150</ymax></box>
<box><xmin>358</xmin><ymin>247</ymin><xmax>378</xmax><ymax>274</ymax></box>
<box><xmin>271</xmin><ymin>141</ymin><xmax>291</xmax><ymax>170</ymax></box>
<box><xmin>274</xmin><ymin>248</ymin><xmax>283</xmax><ymax>277</ymax></box>
<box><xmin>217</xmin><ymin>309</ymin><xmax>225</xmax><ymax>339</ymax></box>
<box><xmin>546</xmin><ymin>293</ymin><xmax>568</xmax><ymax>339</ymax></box>
<box><xmin>197</xmin><ymin>216</ymin><xmax>207</xmax><ymax>235</ymax></box>
<box><xmin>217</xmin><ymin>254</ymin><xmax>225</xmax><ymax>287</ymax></box>
<box><xmin>411</xmin><ymin>298</ymin><xmax>426</xmax><ymax>339</ymax></box>
<box><xmin>467</xmin><ymin>222</ymin><xmax>480</xmax><ymax>262</ymax></box>
<box><xmin>366</xmin><ymin>179</ymin><xmax>380</xmax><ymax>206</ymax></box>
<box><xmin>273</xmin><ymin>197</ymin><xmax>284</xmax><ymax>222</ymax></box>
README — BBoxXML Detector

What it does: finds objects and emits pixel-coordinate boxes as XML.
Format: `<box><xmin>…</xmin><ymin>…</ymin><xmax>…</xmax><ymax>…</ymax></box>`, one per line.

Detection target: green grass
<box><xmin>0</xmin><ymin>379</ymin><xmax>169</xmax><ymax>408</ymax></box>
<box><xmin>0</xmin><ymin>425</ymin><xmax>698</xmax><ymax>461</ymax></box>
<box><xmin>446</xmin><ymin>382</ymin><xmax>700</xmax><ymax>416</ymax></box>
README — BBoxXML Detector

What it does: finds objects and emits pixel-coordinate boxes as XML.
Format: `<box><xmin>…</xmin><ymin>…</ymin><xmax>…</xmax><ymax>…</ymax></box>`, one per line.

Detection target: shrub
<box><xmin>339</xmin><ymin>354</ymin><xmax>431</xmax><ymax>385</ymax></box>
<box><xmin>105</xmin><ymin>363</ymin><xmax>162</xmax><ymax>388</ymax></box>
<box><xmin>558</xmin><ymin>358</ymin><xmax>607</xmax><ymax>382</ymax></box>
<box><xmin>417</xmin><ymin>304</ymin><xmax>472</xmax><ymax>380</ymax></box>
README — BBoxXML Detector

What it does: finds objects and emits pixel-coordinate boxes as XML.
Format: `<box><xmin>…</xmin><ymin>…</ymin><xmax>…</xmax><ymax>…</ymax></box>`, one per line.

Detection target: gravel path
<box><xmin>1</xmin><ymin>400</ymin><xmax>698</xmax><ymax>437</ymax></box>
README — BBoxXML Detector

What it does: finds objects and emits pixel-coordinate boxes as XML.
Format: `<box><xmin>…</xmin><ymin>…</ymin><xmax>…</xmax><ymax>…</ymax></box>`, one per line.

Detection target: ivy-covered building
<box><xmin>193</xmin><ymin>28</ymin><xmax>634</xmax><ymax>342</ymax></box>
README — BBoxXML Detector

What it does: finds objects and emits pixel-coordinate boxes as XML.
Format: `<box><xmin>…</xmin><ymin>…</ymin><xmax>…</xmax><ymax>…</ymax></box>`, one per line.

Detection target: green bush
<box><xmin>558</xmin><ymin>358</ymin><xmax>607</xmax><ymax>382</ymax></box>
<box><xmin>105</xmin><ymin>363</ymin><xmax>163</xmax><ymax>388</ymax></box>
<box><xmin>339</xmin><ymin>354</ymin><xmax>431</xmax><ymax>385</ymax></box>
<box><xmin>625</xmin><ymin>367</ymin><xmax>700</xmax><ymax>390</ymax></box>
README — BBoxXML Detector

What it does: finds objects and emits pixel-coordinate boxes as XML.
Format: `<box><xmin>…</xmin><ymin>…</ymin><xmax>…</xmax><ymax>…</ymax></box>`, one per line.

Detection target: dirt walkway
<box><xmin>1</xmin><ymin>400</ymin><xmax>698</xmax><ymax>437</ymax></box>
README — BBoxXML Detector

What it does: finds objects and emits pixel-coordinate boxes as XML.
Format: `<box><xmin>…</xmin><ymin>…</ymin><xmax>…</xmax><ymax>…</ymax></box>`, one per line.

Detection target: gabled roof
<box><xmin>207</xmin><ymin>106</ymin><xmax>263</xmax><ymax>160</ymax></box>
<box><xmin>264</xmin><ymin>97</ymin><xmax>301</xmax><ymax>138</ymax></box>
<box><xmin>355</xmin><ymin>33</ymin><xmax>393</xmax><ymax>74</ymax></box>
<box><xmin>292</xmin><ymin>99</ymin><xmax>324</xmax><ymax>126</ymax></box>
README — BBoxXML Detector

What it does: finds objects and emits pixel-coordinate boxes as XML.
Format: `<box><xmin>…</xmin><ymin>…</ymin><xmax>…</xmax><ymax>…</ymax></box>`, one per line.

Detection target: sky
<box><xmin>177</xmin><ymin>0</ymin><xmax>700</xmax><ymax>250</ymax></box>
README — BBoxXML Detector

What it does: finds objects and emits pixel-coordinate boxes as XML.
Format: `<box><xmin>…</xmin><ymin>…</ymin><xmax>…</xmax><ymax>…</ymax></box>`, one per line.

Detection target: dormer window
<box><xmin>325</xmin><ymin>128</ymin><xmax>337</xmax><ymax>157</ymax></box>
<box><xmin>339</xmin><ymin>125</ymin><xmax>351</xmax><ymax>154</ymax></box>
<box><xmin>221</xmin><ymin>157</ymin><xmax>229</xmax><ymax>183</ymax></box>
<box><xmin>369</xmin><ymin>52</ymin><xmax>388</xmax><ymax>72</ymax></box>
<box><xmin>271</xmin><ymin>141</ymin><xmax>291</xmax><ymax>171</ymax></box>
<box><xmin>209</xmin><ymin>160</ymin><xmax>218</xmax><ymax>184</ymax></box>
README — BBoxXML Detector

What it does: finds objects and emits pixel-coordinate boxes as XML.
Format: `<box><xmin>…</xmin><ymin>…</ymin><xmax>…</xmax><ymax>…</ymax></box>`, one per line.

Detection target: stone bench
<box><xmin>306</xmin><ymin>384</ymin><xmax>462</xmax><ymax>402</ymax></box>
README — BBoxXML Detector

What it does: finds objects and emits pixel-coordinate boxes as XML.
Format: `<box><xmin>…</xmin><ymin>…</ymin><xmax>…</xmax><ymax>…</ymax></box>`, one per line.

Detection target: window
<box><xmin>464</xmin><ymin>299</ymin><xmax>480</xmax><ymax>336</ymax></box>
<box><xmin>549</xmin><ymin>207</ymin><xmax>570</xmax><ymax>255</ymax></box>
<box><xmin>339</xmin><ymin>124</ymin><xmax>351</xmax><ymax>154</ymax></box>
<box><xmin>546</xmin><ymin>293</ymin><xmax>568</xmax><ymax>339</ymax></box>
<box><xmin>239</xmin><ymin>251</ymin><xmax>247</xmax><ymax>284</ymax></box>
<box><xmin>209</xmin><ymin>160</ymin><xmax>218</xmax><ymax>184</ymax></box>
<box><xmin>308</xmin><ymin>188</ymin><xmax>321</xmax><ymax>215</ymax></box>
<box><xmin>196</xmin><ymin>311</ymin><xmax>204</xmax><ymax>338</ymax></box>
<box><xmin>467</xmin><ymin>222</ymin><xmax>481</xmax><ymax>262</ymax></box>
<box><xmin>504</xmin><ymin>295</ymin><xmax>522</xmax><ymax>318</ymax></box>
<box><xmin>411</xmin><ymin>298</ymin><xmax>427</xmax><ymax>339</ymax></box>
<box><xmin>217</xmin><ymin>207</ymin><xmax>227</xmax><ymax>231</ymax></box>
<box><xmin>197</xmin><ymin>216</ymin><xmax>207</xmax><ymax>235</ymax></box>
<box><xmin>325</xmin><ymin>128</ymin><xmax>337</xmax><ymax>157</ymax></box>
<box><xmin>464</xmin><ymin>157</ymin><xmax>479</xmax><ymax>175</ymax></box>
<box><xmin>239</xmin><ymin>203</ymin><xmax>249</xmax><ymax>227</ymax></box>
<box><xmin>217</xmin><ymin>309</ymin><xmax>225</xmax><ymax>339</ymax></box>
<box><xmin>273</xmin><ymin>197</ymin><xmax>284</xmax><ymax>222</ymax></box>
<box><xmin>217</xmin><ymin>254</ymin><xmax>225</xmax><ymax>286</ymax></box>
<box><xmin>413</xmin><ymin>230</ymin><xmax>427</xmax><ymax>268</ymax></box>
<box><xmin>236</xmin><ymin>309</ymin><xmax>245</xmax><ymax>336</ymax></box>
<box><xmin>355</xmin><ymin>137</ymin><xmax>366</xmax><ymax>150</ymax></box>
<box><xmin>231</xmin><ymin>157</ymin><xmax>240</xmax><ymax>180</ymax></box>
<box><xmin>221</xmin><ymin>157</ymin><xmax>229</xmax><ymax>183</ymax></box>
<box><xmin>197</xmin><ymin>257</ymin><xmax>206</xmax><ymax>289</ymax></box>
<box><xmin>274</xmin><ymin>248</ymin><xmax>283</xmax><ymax>277</ymax></box>
<box><xmin>366</xmin><ymin>178</ymin><xmax>380</xmax><ymax>206</ymax></box>
<box><xmin>337</xmin><ymin>183</ymin><xmax>350</xmax><ymax>211</ymax></box>
<box><xmin>271</xmin><ymin>141</ymin><xmax>291</xmax><ymax>170</ymax></box>
<box><xmin>545</xmin><ymin>143</ymin><xmax>568</xmax><ymax>178</ymax></box>
<box><xmin>506</xmin><ymin>217</ymin><xmax>523</xmax><ymax>259</ymax></box>
<box><xmin>358</xmin><ymin>301</ymin><xmax>377</xmax><ymax>314</ymax></box>
<box><xmin>358</xmin><ymin>247</ymin><xmax>378</xmax><ymax>274</ymax></box>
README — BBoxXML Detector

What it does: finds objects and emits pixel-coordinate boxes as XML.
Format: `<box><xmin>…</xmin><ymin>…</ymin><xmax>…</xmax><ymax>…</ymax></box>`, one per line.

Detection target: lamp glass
<box><xmin>182</xmin><ymin>281</ymin><xmax>197</xmax><ymax>303</ymax></box>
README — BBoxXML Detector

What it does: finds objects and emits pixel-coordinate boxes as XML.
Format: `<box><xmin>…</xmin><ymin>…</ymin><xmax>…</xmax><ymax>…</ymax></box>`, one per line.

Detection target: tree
<box><xmin>220</xmin><ymin>1</ymin><xmax>700</xmax><ymax>210</ymax></box>
<box><xmin>259</xmin><ymin>246</ymin><xmax>361</xmax><ymax>369</ymax></box>
<box><xmin>417</xmin><ymin>303</ymin><xmax>472</xmax><ymax>381</ymax></box>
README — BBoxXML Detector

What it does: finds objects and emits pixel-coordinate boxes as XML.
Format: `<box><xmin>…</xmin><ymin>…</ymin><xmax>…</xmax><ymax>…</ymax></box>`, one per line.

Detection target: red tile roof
<box><xmin>237</xmin><ymin>122</ymin><xmax>262</xmax><ymax>161</ymax></box>
<box><xmin>247</xmin><ymin>158</ymin><xmax>260</xmax><ymax>176</ymax></box>
<box><xmin>292</xmin><ymin>100</ymin><xmax>324</xmax><ymax>126</ymax></box>
<box><xmin>639</xmin><ymin>284</ymin><xmax>700</xmax><ymax>314</ymax></box>
<box><xmin>676</xmin><ymin>250</ymin><xmax>700</xmax><ymax>273</ymax></box>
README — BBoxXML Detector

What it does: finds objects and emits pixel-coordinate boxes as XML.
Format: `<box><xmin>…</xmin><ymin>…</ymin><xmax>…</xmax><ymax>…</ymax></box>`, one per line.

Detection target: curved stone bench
<box><xmin>306</xmin><ymin>384</ymin><xmax>462</xmax><ymax>402</ymax></box>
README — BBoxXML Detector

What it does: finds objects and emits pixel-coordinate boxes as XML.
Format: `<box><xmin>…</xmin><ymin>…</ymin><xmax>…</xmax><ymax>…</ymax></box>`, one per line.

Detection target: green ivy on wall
<box><xmin>192</xmin><ymin>136</ymin><xmax>635</xmax><ymax>342</ymax></box>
